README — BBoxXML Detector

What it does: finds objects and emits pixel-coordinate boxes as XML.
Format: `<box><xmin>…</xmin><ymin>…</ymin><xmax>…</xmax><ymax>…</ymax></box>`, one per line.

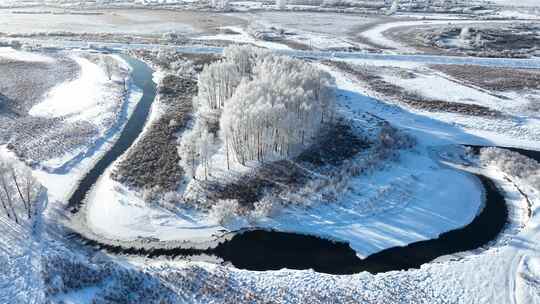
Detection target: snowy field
<box><xmin>324</xmin><ymin>59</ymin><xmax>540</xmax><ymax>150</ymax></box>
<box><xmin>83</xmin><ymin>101</ymin><xmax>484</xmax><ymax>258</ymax></box>
<box><xmin>490</xmin><ymin>0</ymin><xmax>540</xmax><ymax>7</ymax></box>
<box><xmin>0</xmin><ymin>48</ymin><xmax>143</xmax><ymax>204</ymax></box>
<box><xmin>195</xmin><ymin>26</ymin><xmax>293</xmax><ymax>50</ymax></box>
<box><xmin>227</xmin><ymin>11</ymin><xmax>377</xmax><ymax>50</ymax></box>
<box><xmin>0</xmin><ymin>7</ymin><xmax>244</xmax><ymax>35</ymax></box>
<box><xmin>357</xmin><ymin>19</ymin><xmax>532</xmax><ymax>53</ymax></box>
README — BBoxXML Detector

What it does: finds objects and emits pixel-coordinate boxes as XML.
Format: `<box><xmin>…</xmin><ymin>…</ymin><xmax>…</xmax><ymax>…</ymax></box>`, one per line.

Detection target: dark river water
<box><xmin>67</xmin><ymin>55</ymin><xmax>157</xmax><ymax>212</ymax></box>
<box><xmin>69</xmin><ymin>57</ymin><xmax>538</xmax><ymax>275</ymax></box>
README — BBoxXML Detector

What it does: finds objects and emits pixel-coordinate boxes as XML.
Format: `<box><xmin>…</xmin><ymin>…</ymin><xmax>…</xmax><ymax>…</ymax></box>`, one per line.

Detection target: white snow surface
<box><xmin>0</xmin><ymin>46</ymin><xmax>55</xmax><ymax>63</ymax></box>
<box><xmin>29</xmin><ymin>56</ymin><xmax>114</xmax><ymax>119</ymax></box>
<box><xmin>490</xmin><ymin>0</ymin><xmax>540</xmax><ymax>7</ymax></box>
<box><xmin>84</xmin><ymin>61</ymin><xmax>491</xmax><ymax>259</ymax></box>
<box><xmin>359</xmin><ymin>19</ymin><xmax>519</xmax><ymax>53</ymax></box>
<box><xmin>30</xmin><ymin>53</ymin><xmax>143</xmax><ymax>203</ymax></box>
<box><xmin>331</xmin><ymin>59</ymin><xmax>540</xmax><ymax>150</ymax></box>
<box><xmin>85</xmin><ymin>146</ymin><xmax>483</xmax><ymax>258</ymax></box>
<box><xmin>195</xmin><ymin>26</ymin><xmax>292</xmax><ymax>50</ymax></box>
<box><xmin>4</xmin><ymin>43</ymin><xmax>540</xmax><ymax>303</ymax></box>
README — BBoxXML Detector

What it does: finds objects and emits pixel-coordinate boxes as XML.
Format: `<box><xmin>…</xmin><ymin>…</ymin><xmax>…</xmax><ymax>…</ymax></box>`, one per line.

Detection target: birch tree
<box><xmin>11</xmin><ymin>164</ymin><xmax>40</xmax><ymax>220</ymax></box>
<box><xmin>101</xmin><ymin>56</ymin><xmax>115</xmax><ymax>81</ymax></box>
<box><xmin>179</xmin><ymin>45</ymin><xmax>336</xmax><ymax>178</ymax></box>
<box><xmin>0</xmin><ymin>159</ymin><xmax>42</xmax><ymax>223</ymax></box>
<box><xmin>0</xmin><ymin>161</ymin><xmax>18</xmax><ymax>224</ymax></box>
<box><xmin>387</xmin><ymin>0</ymin><xmax>399</xmax><ymax>15</ymax></box>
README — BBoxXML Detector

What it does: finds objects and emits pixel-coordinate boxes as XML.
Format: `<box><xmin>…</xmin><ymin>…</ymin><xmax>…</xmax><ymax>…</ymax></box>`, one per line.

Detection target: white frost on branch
<box><xmin>0</xmin><ymin>156</ymin><xmax>43</xmax><ymax>224</ymax></box>
<box><xmin>178</xmin><ymin>45</ymin><xmax>336</xmax><ymax>180</ymax></box>
<box><xmin>387</xmin><ymin>0</ymin><xmax>399</xmax><ymax>15</ymax></box>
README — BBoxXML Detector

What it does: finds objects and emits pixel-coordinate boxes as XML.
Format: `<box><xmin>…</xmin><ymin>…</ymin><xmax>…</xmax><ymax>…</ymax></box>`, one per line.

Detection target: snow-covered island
<box><xmin>1</xmin><ymin>1</ymin><xmax>540</xmax><ymax>303</ymax></box>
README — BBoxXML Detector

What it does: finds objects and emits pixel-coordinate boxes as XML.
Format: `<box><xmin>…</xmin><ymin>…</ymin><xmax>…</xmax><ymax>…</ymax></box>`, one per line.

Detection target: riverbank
<box><xmin>72</xmin><ymin>53</ymin><xmax>493</xmax><ymax>267</ymax></box>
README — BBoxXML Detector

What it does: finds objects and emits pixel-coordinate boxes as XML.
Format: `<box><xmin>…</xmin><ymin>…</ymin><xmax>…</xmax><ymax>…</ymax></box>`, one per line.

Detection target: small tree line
<box><xmin>0</xmin><ymin>157</ymin><xmax>42</xmax><ymax>224</ymax></box>
<box><xmin>179</xmin><ymin>45</ymin><xmax>336</xmax><ymax>180</ymax></box>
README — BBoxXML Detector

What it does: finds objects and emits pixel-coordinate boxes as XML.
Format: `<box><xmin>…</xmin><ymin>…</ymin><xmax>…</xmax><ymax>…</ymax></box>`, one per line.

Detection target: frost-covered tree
<box><xmin>100</xmin><ymin>56</ymin><xmax>116</xmax><ymax>81</ymax></box>
<box><xmin>220</xmin><ymin>57</ymin><xmax>335</xmax><ymax>164</ymax></box>
<box><xmin>178</xmin><ymin>117</ymin><xmax>218</xmax><ymax>181</ymax></box>
<box><xmin>223</xmin><ymin>45</ymin><xmax>269</xmax><ymax>79</ymax></box>
<box><xmin>0</xmin><ymin>158</ymin><xmax>42</xmax><ymax>223</ymax></box>
<box><xmin>196</xmin><ymin>61</ymin><xmax>241</xmax><ymax>112</ymax></box>
<box><xmin>179</xmin><ymin>46</ymin><xmax>335</xmax><ymax>179</ymax></box>
<box><xmin>198</xmin><ymin>129</ymin><xmax>216</xmax><ymax>181</ymax></box>
<box><xmin>178</xmin><ymin>124</ymin><xmax>201</xmax><ymax>180</ymax></box>
<box><xmin>11</xmin><ymin>164</ymin><xmax>40</xmax><ymax>219</ymax></box>
<box><xmin>0</xmin><ymin>161</ymin><xmax>18</xmax><ymax>224</ymax></box>
<box><xmin>387</xmin><ymin>0</ymin><xmax>399</xmax><ymax>15</ymax></box>
<box><xmin>210</xmin><ymin>0</ymin><xmax>230</xmax><ymax>10</ymax></box>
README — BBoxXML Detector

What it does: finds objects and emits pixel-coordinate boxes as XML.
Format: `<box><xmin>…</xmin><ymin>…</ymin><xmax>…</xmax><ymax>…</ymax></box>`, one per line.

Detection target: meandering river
<box><xmin>68</xmin><ymin>55</ymin><xmax>538</xmax><ymax>275</ymax></box>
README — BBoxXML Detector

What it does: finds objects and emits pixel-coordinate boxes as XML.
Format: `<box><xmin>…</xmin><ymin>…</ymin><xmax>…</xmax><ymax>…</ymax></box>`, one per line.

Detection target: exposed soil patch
<box><xmin>326</xmin><ymin>60</ymin><xmax>503</xmax><ymax>117</ymax></box>
<box><xmin>431</xmin><ymin>64</ymin><xmax>540</xmax><ymax>92</ymax></box>
<box><xmin>111</xmin><ymin>75</ymin><xmax>196</xmax><ymax>192</ymax></box>
<box><xmin>297</xmin><ymin>122</ymin><xmax>369</xmax><ymax>166</ymax></box>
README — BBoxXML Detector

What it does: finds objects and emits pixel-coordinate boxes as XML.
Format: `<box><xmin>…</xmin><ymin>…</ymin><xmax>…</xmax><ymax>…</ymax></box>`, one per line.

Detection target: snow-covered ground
<box><xmin>32</xmin><ymin>87</ymin><xmax>142</xmax><ymax>204</ymax></box>
<box><xmin>81</xmin><ymin>57</ymin><xmax>501</xmax><ymax>260</ymax></box>
<box><xmin>358</xmin><ymin>19</ymin><xmax>521</xmax><ymax>53</ymax></box>
<box><xmin>227</xmin><ymin>11</ymin><xmax>376</xmax><ymax>50</ymax></box>
<box><xmin>490</xmin><ymin>0</ymin><xmax>540</xmax><ymax>7</ymax></box>
<box><xmin>28</xmin><ymin>54</ymin><xmax>131</xmax><ymax>169</ymax></box>
<box><xmin>80</xmin><ymin>31</ymin><xmax>540</xmax><ymax>262</ymax></box>
<box><xmin>0</xmin><ymin>47</ymin><xmax>55</xmax><ymax>63</ymax></box>
<box><xmin>0</xmin><ymin>48</ymin><xmax>145</xmax><ymax>303</ymax></box>
<box><xmin>84</xmin><ymin>138</ymin><xmax>483</xmax><ymax>258</ymax></box>
<box><xmin>0</xmin><ymin>49</ymin><xmax>143</xmax><ymax>204</ymax></box>
<box><xmin>0</xmin><ymin>8</ymin><xmax>244</xmax><ymax>35</ymax></box>
<box><xmin>327</xmin><ymin>59</ymin><xmax>540</xmax><ymax>150</ymax></box>
<box><xmin>195</xmin><ymin>26</ymin><xmax>292</xmax><ymax>50</ymax></box>
<box><xmin>3</xmin><ymin>9</ymin><xmax>540</xmax><ymax>302</ymax></box>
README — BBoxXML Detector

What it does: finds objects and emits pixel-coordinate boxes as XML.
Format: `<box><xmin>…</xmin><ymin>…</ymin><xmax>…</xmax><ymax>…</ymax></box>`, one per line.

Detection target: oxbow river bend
<box><xmin>67</xmin><ymin>54</ymin><xmax>539</xmax><ymax>275</ymax></box>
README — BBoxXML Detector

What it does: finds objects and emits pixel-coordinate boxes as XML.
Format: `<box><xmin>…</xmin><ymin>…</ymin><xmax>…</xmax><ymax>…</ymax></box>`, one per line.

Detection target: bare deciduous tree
<box><xmin>0</xmin><ymin>158</ymin><xmax>42</xmax><ymax>223</ymax></box>
<box><xmin>11</xmin><ymin>165</ymin><xmax>40</xmax><ymax>219</ymax></box>
<box><xmin>0</xmin><ymin>161</ymin><xmax>18</xmax><ymax>224</ymax></box>
<box><xmin>101</xmin><ymin>56</ymin><xmax>115</xmax><ymax>81</ymax></box>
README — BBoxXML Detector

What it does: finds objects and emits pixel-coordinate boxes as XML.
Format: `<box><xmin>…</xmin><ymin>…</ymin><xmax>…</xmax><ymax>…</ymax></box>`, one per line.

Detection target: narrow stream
<box><xmin>68</xmin><ymin>57</ymin><xmax>534</xmax><ymax>275</ymax></box>
<box><xmin>67</xmin><ymin>55</ymin><xmax>156</xmax><ymax>212</ymax></box>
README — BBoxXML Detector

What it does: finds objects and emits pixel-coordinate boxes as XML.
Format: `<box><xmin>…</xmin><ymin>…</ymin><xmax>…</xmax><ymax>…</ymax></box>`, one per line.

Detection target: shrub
<box><xmin>209</xmin><ymin>199</ymin><xmax>240</xmax><ymax>225</ymax></box>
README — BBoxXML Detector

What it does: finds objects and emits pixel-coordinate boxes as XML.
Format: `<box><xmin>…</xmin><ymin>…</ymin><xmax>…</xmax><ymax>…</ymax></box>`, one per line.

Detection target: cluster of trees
<box><xmin>179</xmin><ymin>45</ymin><xmax>336</xmax><ymax>180</ymax></box>
<box><xmin>0</xmin><ymin>157</ymin><xmax>42</xmax><ymax>224</ymax></box>
<box><xmin>209</xmin><ymin>0</ymin><xmax>230</xmax><ymax>10</ymax></box>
